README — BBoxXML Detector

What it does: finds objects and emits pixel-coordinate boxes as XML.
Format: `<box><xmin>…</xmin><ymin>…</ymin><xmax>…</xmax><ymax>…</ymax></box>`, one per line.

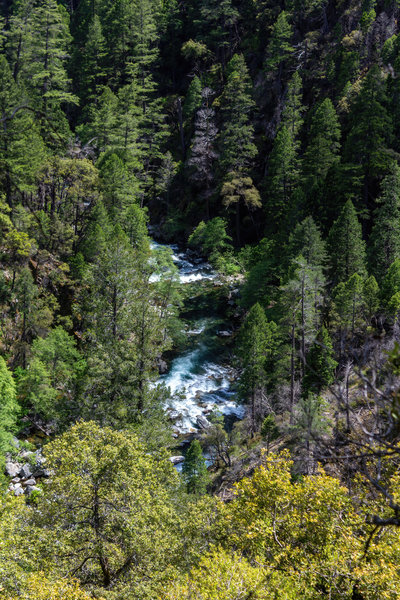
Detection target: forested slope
<box><xmin>1</xmin><ymin>0</ymin><xmax>400</xmax><ymax>598</ymax></box>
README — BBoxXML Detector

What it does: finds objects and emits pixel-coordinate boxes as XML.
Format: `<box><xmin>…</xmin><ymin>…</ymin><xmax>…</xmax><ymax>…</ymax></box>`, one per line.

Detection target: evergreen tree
<box><xmin>363</xmin><ymin>275</ymin><xmax>380</xmax><ymax>323</ymax></box>
<box><xmin>381</xmin><ymin>258</ymin><xmax>400</xmax><ymax>310</ymax></box>
<box><xmin>16</xmin><ymin>0</ymin><xmax>78</xmax><ymax>142</ymax></box>
<box><xmin>219</xmin><ymin>54</ymin><xmax>257</xmax><ymax>175</ymax></box>
<box><xmin>344</xmin><ymin>66</ymin><xmax>393</xmax><ymax>211</ymax></box>
<box><xmin>369</xmin><ymin>163</ymin><xmax>400</xmax><ymax>283</ymax></box>
<box><xmin>264</xmin><ymin>11</ymin><xmax>293</xmax><ymax>77</ymax></box>
<box><xmin>287</xmin><ymin>216</ymin><xmax>326</xmax><ymax>272</ymax></box>
<box><xmin>302</xmin><ymin>99</ymin><xmax>341</xmax><ymax>217</ymax></box>
<box><xmin>237</xmin><ymin>303</ymin><xmax>278</xmax><ymax>435</ymax></box>
<box><xmin>328</xmin><ymin>201</ymin><xmax>367</xmax><ymax>284</ymax></box>
<box><xmin>182</xmin><ymin>439</ymin><xmax>210</xmax><ymax>495</ymax></box>
<box><xmin>302</xmin><ymin>327</ymin><xmax>337</xmax><ymax>397</ymax></box>
<box><xmin>282</xmin><ymin>71</ymin><xmax>304</xmax><ymax>139</ymax></box>
<box><xmin>0</xmin><ymin>56</ymin><xmax>46</xmax><ymax>203</ymax></box>
<box><xmin>0</xmin><ymin>356</ymin><xmax>19</xmax><ymax>462</ymax></box>
<box><xmin>265</xmin><ymin>124</ymin><xmax>299</xmax><ymax>239</ymax></box>
<box><xmin>79</xmin><ymin>13</ymin><xmax>106</xmax><ymax>107</ymax></box>
<box><xmin>219</xmin><ymin>54</ymin><xmax>259</xmax><ymax>244</ymax></box>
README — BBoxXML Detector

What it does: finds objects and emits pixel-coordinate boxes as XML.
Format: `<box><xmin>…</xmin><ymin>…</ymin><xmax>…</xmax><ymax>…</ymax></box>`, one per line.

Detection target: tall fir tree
<box><xmin>369</xmin><ymin>163</ymin><xmax>400</xmax><ymax>283</ymax></box>
<box><xmin>328</xmin><ymin>200</ymin><xmax>367</xmax><ymax>284</ymax></box>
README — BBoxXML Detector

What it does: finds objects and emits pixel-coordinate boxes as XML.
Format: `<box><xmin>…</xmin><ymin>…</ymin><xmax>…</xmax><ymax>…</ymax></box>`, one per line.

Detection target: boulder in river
<box><xmin>157</xmin><ymin>358</ymin><xmax>169</xmax><ymax>374</ymax></box>
<box><xmin>169</xmin><ymin>456</ymin><xmax>185</xmax><ymax>465</ymax></box>
<box><xmin>197</xmin><ymin>415</ymin><xmax>211</xmax><ymax>429</ymax></box>
<box><xmin>217</xmin><ymin>330</ymin><xmax>232</xmax><ymax>338</ymax></box>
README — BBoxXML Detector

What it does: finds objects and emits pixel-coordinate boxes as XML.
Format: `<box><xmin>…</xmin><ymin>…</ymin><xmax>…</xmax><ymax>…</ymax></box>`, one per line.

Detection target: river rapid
<box><xmin>152</xmin><ymin>241</ymin><xmax>245</xmax><ymax>436</ymax></box>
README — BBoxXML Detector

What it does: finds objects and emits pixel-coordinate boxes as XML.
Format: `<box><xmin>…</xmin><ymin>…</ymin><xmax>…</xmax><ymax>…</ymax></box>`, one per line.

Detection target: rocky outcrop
<box><xmin>5</xmin><ymin>448</ymin><xmax>48</xmax><ymax>496</ymax></box>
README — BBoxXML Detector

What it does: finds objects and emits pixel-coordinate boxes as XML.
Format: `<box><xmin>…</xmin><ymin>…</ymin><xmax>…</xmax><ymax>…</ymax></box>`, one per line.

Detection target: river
<box><xmin>152</xmin><ymin>242</ymin><xmax>245</xmax><ymax>435</ymax></box>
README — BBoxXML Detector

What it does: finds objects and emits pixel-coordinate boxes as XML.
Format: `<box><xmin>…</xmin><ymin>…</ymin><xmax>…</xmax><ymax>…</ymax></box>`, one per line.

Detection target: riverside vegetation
<box><xmin>1</xmin><ymin>0</ymin><xmax>400</xmax><ymax>598</ymax></box>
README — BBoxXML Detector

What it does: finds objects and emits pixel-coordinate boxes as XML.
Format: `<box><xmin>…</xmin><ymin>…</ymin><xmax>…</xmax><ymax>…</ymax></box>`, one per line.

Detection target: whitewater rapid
<box><xmin>152</xmin><ymin>242</ymin><xmax>245</xmax><ymax>433</ymax></box>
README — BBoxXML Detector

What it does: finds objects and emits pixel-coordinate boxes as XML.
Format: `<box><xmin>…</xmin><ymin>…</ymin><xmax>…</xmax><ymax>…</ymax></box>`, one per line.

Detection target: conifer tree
<box><xmin>0</xmin><ymin>356</ymin><xmax>19</xmax><ymax>462</ymax></box>
<box><xmin>196</xmin><ymin>0</ymin><xmax>240</xmax><ymax>68</ymax></box>
<box><xmin>302</xmin><ymin>99</ymin><xmax>341</xmax><ymax>216</ymax></box>
<box><xmin>79</xmin><ymin>13</ymin><xmax>106</xmax><ymax>107</ymax></box>
<box><xmin>369</xmin><ymin>163</ymin><xmax>400</xmax><ymax>283</ymax></box>
<box><xmin>219</xmin><ymin>54</ymin><xmax>259</xmax><ymax>243</ymax></box>
<box><xmin>264</xmin><ymin>11</ymin><xmax>293</xmax><ymax>78</ymax></box>
<box><xmin>281</xmin><ymin>71</ymin><xmax>304</xmax><ymax>139</ymax></box>
<box><xmin>302</xmin><ymin>327</ymin><xmax>337</xmax><ymax>397</ymax></box>
<box><xmin>344</xmin><ymin>66</ymin><xmax>393</xmax><ymax>208</ymax></box>
<box><xmin>16</xmin><ymin>0</ymin><xmax>78</xmax><ymax>142</ymax></box>
<box><xmin>363</xmin><ymin>275</ymin><xmax>380</xmax><ymax>323</ymax></box>
<box><xmin>219</xmin><ymin>54</ymin><xmax>257</xmax><ymax>175</ymax></box>
<box><xmin>381</xmin><ymin>258</ymin><xmax>400</xmax><ymax>310</ymax></box>
<box><xmin>0</xmin><ymin>56</ymin><xmax>46</xmax><ymax>203</ymax></box>
<box><xmin>328</xmin><ymin>201</ymin><xmax>367</xmax><ymax>284</ymax></box>
<box><xmin>237</xmin><ymin>303</ymin><xmax>278</xmax><ymax>435</ymax></box>
<box><xmin>265</xmin><ymin>124</ymin><xmax>299</xmax><ymax>238</ymax></box>
<box><xmin>287</xmin><ymin>216</ymin><xmax>327</xmax><ymax>272</ymax></box>
<box><xmin>182</xmin><ymin>439</ymin><xmax>210</xmax><ymax>495</ymax></box>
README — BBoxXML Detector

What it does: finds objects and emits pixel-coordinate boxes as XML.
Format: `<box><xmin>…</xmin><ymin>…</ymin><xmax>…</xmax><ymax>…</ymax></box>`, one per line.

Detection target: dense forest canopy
<box><xmin>1</xmin><ymin>0</ymin><xmax>400</xmax><ymax>598</ymax></box>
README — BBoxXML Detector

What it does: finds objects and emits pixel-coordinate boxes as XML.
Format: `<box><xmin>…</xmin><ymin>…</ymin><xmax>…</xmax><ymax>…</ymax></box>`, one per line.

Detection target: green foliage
<box><xmin>0</xmin><ymin>356</ymin><xmax>19</xmax><ymax>462</ymax></box>
<box><xmin>18</xmin><ymin>326</ymin><xmax>85</xmax><ymax>427</ymax></box>
<box><xmin>328</xmin><ymin>201</ymin><xmax>367</xmax><ymax>284</ymax></box>
<box><xmin>35</xmin><ymin>421</ymin><xmax>180</xmax><ymax>596</ymax></box>
<box><xmin>369</xmin><ymin>162</ymin><xmax>400</xmax><ymax>282</ymax></box>
<box><xmin>182</xmin><ymin>439</ymin><xmax>210</xmax><ymax>495</ymax></box>
<box><xmin>302</xmin><ymin>327</ymin><xmax>337</xmax><ymax>396</ymax></box>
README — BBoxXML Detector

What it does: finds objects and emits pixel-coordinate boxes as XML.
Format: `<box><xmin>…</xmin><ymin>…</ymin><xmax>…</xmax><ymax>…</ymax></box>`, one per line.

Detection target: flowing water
<box><xmin>152</xmin><ymin>242</ymin><xmax>245</xmax><ymax>434</ymax></box>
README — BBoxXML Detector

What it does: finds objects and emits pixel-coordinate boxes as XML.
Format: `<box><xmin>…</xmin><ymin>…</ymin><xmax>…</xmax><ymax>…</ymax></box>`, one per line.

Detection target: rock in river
<box><xmin>169</xmin><ymin>456</ymin><xmax>185</xmax><ymax>465</ymax></box>
<box><xmin>196</xmin><ymin>415</ymin><xmax>211</xmax><ymax>429</ymax></box>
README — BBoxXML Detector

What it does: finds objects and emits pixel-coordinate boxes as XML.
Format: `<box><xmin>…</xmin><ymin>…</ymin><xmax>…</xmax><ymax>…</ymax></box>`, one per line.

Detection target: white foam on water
<box><xmin>151</xmin><ymin>238</ymin><xmax>244</xmax><ymax>433</ymax></box>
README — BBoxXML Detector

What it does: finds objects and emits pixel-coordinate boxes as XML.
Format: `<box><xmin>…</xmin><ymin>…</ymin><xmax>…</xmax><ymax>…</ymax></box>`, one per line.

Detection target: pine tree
<box><xmin>79</xmin><ymin>13</ymin><xmax>106</xmax><ymax>107</ymax></box>
<box><xmin>219</xmin><ymin>54</ymin><xmax>259</xmax><ymax>244</ymax></box>
<box><xmin>369</xmin><ymin>163</ymin><xmax>400</xmax><ymax>283</ymax></box>
<box><xmin>16</xmin><ymin>0</ymin><xmax>78</xmax><ymax>142</ymax></box>
<box><xmin>381</xmin><ymin>258</ymin><xmax>400</xmax><ymax>310</ymax></box>
<box><xmin>344</xmin><ymin>65</ymin><xmax>393</xmax><ymax>210</ymax></box>
<box><xmin>281</xmin><ymin>71</ymin><xmax>304</xmax><ymax>139</ymax></box>
<box><xmin>328</xmin><ymin>201</ymin><xmax>367</xmax><ymax>284</ymax></box>
<box><xmin>265</xmin><ymin>124</ymin><xmax>299</xmax><ymax>239</ymax></box>
<box><xmin>0</xmin><ymin>356</ymin><xmax>19</xmax><ymax>462</ymax></box>
<box><xmin>237</xmin><ymin>303</ymin><xmax>278</xmax><ymax>435</ymax></box>
<box><xmin>302</xmin><ymin>327</ymin><xmax>337</xmax><ymax>397</ymax></box>
<box><xmin>196</xmin><ymin>0</ymin><xmax>240</xmax><ymax>68</ymax></box>
<box><xmin>183</xmin><ymin>76</ymin><xmax>202</xmax><ymax>123</ymax></box>
<box><xmin>264</xmin><ymin>11</ymin><xmax>293</xmax><ymax>77</ymax></box>
<box><xmin>333</xmin><ymin>273</ymin><xmax>366</xmax><ymax>340</ymax></box>
<box><xmin>182</xmin><ymin>439</ymin><xmax>210</xmax><ymax>495</ymax></box>
<box><xmin>287</xmin><ymin>216</ymin><xmax>327</xmax><ymax>272</ymax></box>
<box><xmin>219</xmin><ymin>54</ymin><xmax>257</xmax><ymax>175</ymax></box>
<box><xmin>0</xmin><ymin>56</ymin><xmax>46</xmax><ymax>204</ymax></box>
<box><xmin>302</xmin><ymin>98</ymin><xmax>341</xmax><ymax>216</ymax></box>
<box><xmin>280</xmin><ymin>256</ymin><xmax>325</xmax><ymax>420</ymax></box>
<box><xmin>363</xmin><ymin>275</ymin><xmax>380</xmax><ymax>323</ymax></box>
